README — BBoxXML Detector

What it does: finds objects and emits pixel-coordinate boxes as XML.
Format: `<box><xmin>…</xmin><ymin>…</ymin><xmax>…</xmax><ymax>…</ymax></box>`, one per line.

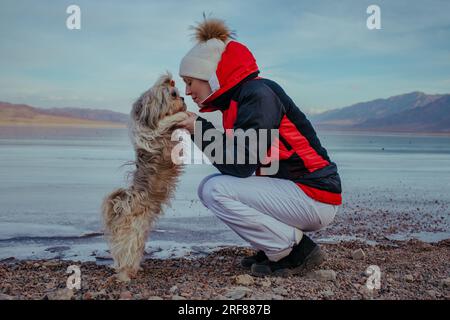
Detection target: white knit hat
<box><xmin>179</xmin><ymin>18</ymin><xmax>234</xmax><ymax>84</ymax></box>
<box><xmin>179</xmin><ymin>38</ymin><xmax>226</xmax><ymax>82</ymax></box>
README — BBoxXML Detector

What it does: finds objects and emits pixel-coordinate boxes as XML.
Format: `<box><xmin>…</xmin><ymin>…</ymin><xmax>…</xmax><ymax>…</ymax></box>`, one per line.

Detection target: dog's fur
<box><xmin>101</xmin><ymin>73</ymin><xmax>188</xmax><ymax>281</ymax></box>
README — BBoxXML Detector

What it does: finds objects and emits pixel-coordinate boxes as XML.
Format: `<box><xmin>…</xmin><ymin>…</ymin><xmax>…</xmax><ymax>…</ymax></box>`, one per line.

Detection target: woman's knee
<box><xmin>197</xmin><ymin>173</ymin><xmax>227</xmax><ymax>206</ymax></box>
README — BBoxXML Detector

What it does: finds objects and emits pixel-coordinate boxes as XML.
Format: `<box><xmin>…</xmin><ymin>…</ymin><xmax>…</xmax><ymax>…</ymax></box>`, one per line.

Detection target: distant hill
<box><xmin>3</xmin><ymin>92</ymin><xmax>449</xmax><ymax>133</ymax></box>
<box><xmin>43</xmin><ymin>107</ymin><xmax>129</xmax><ymax>124</ymax></box>
<box><xmin>310</xmin><ymin>92</ymin><xmax>450</xmax><ymax>133</ymax></box>
<box><xmin>0</xmin><ymin>102</ymin><xmax>128</xmax><ymax>128</ymax></box>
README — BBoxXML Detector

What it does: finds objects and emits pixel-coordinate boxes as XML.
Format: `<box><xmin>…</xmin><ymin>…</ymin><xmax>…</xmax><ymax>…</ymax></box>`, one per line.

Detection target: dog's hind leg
<box><xmin>111</xmin><ymin>212</ymin><xmax>153</xmax><ymax>281</ymax></box>
<box><xmin>102</xmin><ymin>188</ymin><xmax>146</xmax><ymax>281</ymax></box>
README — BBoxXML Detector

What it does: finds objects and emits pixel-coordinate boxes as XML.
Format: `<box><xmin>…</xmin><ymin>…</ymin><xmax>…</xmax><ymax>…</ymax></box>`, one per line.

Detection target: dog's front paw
<box><xmin>168</xmin><ymin>111</ymin><xmax>189</xmax><ymax>124</ymax></box>
<box><xmin>158</xmin><ymin>112</ymin><xmax>189</xmax><ymax>132</ymax></box>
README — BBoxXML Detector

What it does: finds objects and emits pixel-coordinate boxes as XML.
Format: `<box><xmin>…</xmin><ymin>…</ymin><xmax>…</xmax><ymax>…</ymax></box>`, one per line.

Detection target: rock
<box><xmin>271</xmin><ymin>294</ymin><xmax>284</xmax><ymax>300</ymax></box>
<box><xmin>46</xmin><ymin>288</ymin><xmax>74</xmax><ymax>300</ymax></box>
<box><xmin>180</xmin><ymin>292</ymin><xmax>192</xmax><ymax>298</ymax></box>
<box><xmin>426</xmin><ymin>290</ymin><xmax>439</xmax><ymax>298</ymax></box>
<box><xmin>272</xmin><ymin>287</ymin><xmax>288</xmax><ymax>296</ymax></box>
<box><xmin>352</xmin><ymin>249</ymin><xmax>366</xmax><ymax>260</ymax></box>
<box><xmin>91</xmin><ymin>290</ymin><xmax>107</xmax><ymax>299</ymax></box>
<box><xmin>306</xmin><ymin>270</ymin><xmax>337</xmax><ymax>282</ymax></box>
<box><xmin>43</xmin><ymin>260</ymin><xmax>60</xmax><ymax>267</ymax></box>
<box><xmin>404</xmin><ymin>274</ymin><xmax>414</xmax><ymax>282</ymax></box>
<box><xmin>260</xmin><ymin>279</ymin><xmax>271</xmax><ymax>288</ymax></box>
<box><xmin>269</xmin><ymin>277</ymin><xmax>285</xmax><ymax>286</ymax></box>
<box><xmin>169</xmin><ymin>285</ymin><xmax>179</xmax><ymax>294</ymax></box>
<box><xmin>0</xmin><ymin>293</ymin><xmax>15</xmax><ymax>300</ymax></box>
<box><xmin>359</xmin><ymin>286</ymin><xmax>376</xmax><ymax>299</ymax></box>
<box><xmin>172</xmin><ymin>295</ymin><xmax>186</xmax><ymax>300</ymax></box>
<box><xmin>440</xmin><ymin>278</ymin><xmax>450</xmax><ymax>288</ymax></box>
<box><xmin>119</xmin><ymin>291</ymin><xmax>133</xmax><ymax>300</ymax></box>
<box><xmin>148</xmin><ymin>296</ymin><xmax>163</xmax><ymax>300</ymax></box>
<box><xmin>248</xmin><ymin>293</ymin><xmax>272</xmax><ymax>300</ymax></box>
<box><xmin>83</xmin><ymin>292</ymin><xmax>93</xmax><ymax>300</ymax></box>
<box><xmin>45</xmin><ymin>282</ymin><xmax>56</xmax><ymax>290</ymax></box>
<box><xmin>235</xmin><ymin>274</ymin><xmax>255</xmax><ymax>286</ymax></box>
<box><xmin>224</xmin><ymin>286</ymin><xmax>253</xmax><ymax>300</ymax></box>
<box><xmin>321</xmin><ymin>289</ymin><xmax>334</xmax><ymax>298</ymax></box>
<box><xmin>33</xmin><ymin>263</ymin><xmax>40</xmax><ymax>268</ymax></box>
<box><xmin>2</xmin><ymin>283</ymin><xmax>12</xmax><ymax>294</ymax></box>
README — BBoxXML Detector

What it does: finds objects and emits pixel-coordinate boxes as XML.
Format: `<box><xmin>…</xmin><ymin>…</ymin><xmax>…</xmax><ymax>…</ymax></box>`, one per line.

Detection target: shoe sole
<box><xmin>251</xmin><ymin>246</ymin><xmax>326</xmax><ymax>278</ymax></box>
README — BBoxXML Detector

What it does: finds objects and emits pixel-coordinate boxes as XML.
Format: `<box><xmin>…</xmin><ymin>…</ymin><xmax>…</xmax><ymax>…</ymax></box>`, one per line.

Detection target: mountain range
<box><xmin>1</xmin><ymin>91</ymin><xmax>449</xmax><ymax>132</ymax></box>
<box><xmin>0</xmin><ymin>101</ymin><xmax>127</xmax><ymax>128</ymax></box>
<box><xmin>309</xmin><ymin>91</ymin><xmax>450</xmax><ymax>133</ymax></box>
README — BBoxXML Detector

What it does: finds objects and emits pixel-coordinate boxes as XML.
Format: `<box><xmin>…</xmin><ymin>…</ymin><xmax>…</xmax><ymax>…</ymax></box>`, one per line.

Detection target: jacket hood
<box><xmin>199</xmin><ymin>40</ymin><xmax>259</xmax><ymax>112</ymax></box>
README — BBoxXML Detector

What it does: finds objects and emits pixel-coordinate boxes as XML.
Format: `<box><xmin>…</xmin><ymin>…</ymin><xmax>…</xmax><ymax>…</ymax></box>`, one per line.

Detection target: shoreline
<box><xmin>1</xmin><ymin>239</ymin><xmax>449</xmax><ymax>300</ymax></box>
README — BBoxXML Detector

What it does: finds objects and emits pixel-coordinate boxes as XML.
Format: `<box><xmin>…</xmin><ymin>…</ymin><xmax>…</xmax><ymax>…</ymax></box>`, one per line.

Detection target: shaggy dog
<box><xmin>102</xmin><ymin>73</ymin><xmax>188</xmax><ymax>281</ymax></box>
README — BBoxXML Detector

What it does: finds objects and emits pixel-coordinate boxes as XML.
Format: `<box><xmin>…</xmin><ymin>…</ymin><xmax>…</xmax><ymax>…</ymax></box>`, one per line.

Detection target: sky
<box><xmin>1</xmin><ymin>0</ymin><xmax>449</xmax><ymax>116</ymax></box>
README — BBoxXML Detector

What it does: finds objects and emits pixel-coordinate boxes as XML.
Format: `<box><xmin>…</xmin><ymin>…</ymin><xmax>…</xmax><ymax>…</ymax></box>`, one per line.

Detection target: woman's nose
<box><xmin>185</xmin><ymin>87</ymin><xmax>191</xmax><ymax>95</ymax></box>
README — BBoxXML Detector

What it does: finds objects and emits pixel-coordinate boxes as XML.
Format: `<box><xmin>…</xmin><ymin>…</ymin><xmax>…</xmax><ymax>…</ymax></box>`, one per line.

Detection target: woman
<box><xmin>176</xmin><ymin>18</ymin><xmax>342</xmax><ymax>277</ymax></box>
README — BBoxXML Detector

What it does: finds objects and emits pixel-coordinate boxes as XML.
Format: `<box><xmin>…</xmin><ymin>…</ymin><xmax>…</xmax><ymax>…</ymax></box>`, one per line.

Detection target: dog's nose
<box><xmin>181</xmin><ymin>97</ymin><xmax>185</xmax><ymax>101</ymax></box>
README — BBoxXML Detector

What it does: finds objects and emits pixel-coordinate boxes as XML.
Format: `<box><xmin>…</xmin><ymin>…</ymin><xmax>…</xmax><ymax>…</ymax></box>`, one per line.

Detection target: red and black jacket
<box><xmin>191</xmin><ymin>40</ymin><xmax>342</xmax><ymax>205</ymax></box>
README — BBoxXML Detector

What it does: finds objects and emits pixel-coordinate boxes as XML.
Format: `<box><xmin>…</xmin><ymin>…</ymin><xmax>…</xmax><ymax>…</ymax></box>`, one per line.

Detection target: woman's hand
<box><xmin>177</xmin><ymin>111</ymin><xmax>198</xmax><ymax>134</ymax></box>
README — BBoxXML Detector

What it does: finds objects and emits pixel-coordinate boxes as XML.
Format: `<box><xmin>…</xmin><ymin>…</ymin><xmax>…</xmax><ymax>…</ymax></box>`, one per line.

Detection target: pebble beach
<box><xmin>1</xmin><ymin>239</ymin><xmax>449</xmax><ymax>300</ymax></box>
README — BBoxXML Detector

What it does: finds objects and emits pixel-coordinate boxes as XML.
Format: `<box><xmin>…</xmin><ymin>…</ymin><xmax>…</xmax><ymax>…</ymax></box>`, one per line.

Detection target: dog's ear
<box><xmin>132</xmin><ymin>98</ymin><xmax>142</xmax><ymax>119</ymax></box>
<box><xmin>131</xmin><ymin>93</ymin><xmax>157</xmax><ymax>130</ymax></box>
<box><xmin>155</xmin><ymin>72</ymin><xmax>173</xmax><ymax>88</ymax></box>
<box><xmin>131</xmin><ymin>96</ymin><xmax>144</xmax><ymax>123</ymax></box>
<box><xmin>133</xmin><ymin>90</ymin><xmax>170</xmax><ymax>130</ymax></box>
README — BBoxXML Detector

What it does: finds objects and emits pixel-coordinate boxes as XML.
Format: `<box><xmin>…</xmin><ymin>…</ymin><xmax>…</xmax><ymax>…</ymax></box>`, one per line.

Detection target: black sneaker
<box><xmin>250</xmin><ymin>235</ymin><xmax>325</xmax><ymax>277</ymax></box>
<box><xmin>240</xmin><ymin>250</ymin><xmax>268</xmax><ymax>269</ymax></box>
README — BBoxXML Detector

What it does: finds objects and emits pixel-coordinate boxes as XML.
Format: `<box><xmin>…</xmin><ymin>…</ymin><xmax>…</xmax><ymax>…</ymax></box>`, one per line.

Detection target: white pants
<box><xmin>198</xmin><ymin>173</ymin><xmax>339</xmax><ymax>261</ymax></box>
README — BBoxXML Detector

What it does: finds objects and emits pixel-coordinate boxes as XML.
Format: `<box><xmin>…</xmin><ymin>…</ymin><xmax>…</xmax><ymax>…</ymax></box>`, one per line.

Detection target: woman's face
<box><xmin>182</xmin><ymin>77</ymin><xmax>212</xmax><ymax>108</ymax></box>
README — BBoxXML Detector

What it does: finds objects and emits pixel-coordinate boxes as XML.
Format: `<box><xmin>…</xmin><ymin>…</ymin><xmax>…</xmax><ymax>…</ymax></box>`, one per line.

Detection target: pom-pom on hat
<box><xmin>179</xmin><ymin>17</ymin><xmax>235</xmax><ymax>82</ymax></box>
